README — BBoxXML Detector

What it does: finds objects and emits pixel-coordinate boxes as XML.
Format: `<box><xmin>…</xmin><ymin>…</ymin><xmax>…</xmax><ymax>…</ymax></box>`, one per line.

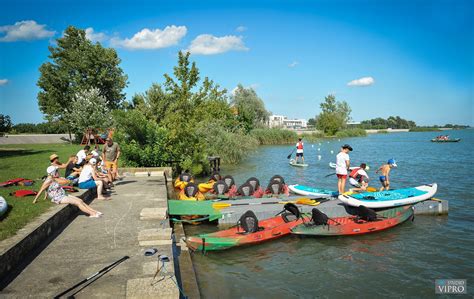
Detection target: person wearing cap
<box><xmin>33</xmin><ymin>166</ymin><xmax>102</xmax><ymax>218</ymax></box>
<box><xmin>376</xmin><ymin>159</ymin><xmax>397</xmax><ymax>191</ymax></box>
<box><xmin>102</xmin><ymin>138</ymin><xmax>120</xmax><ymax>181</ymax></box>
<box><xmin>78</xmin><ymin>158</ymin><xmax>110</xmax><ymax>200</ymax></box>
<box><xmin>335</xmin><ymin>144</ymin><xmax>353</xmax><ymax>194</ymax></box>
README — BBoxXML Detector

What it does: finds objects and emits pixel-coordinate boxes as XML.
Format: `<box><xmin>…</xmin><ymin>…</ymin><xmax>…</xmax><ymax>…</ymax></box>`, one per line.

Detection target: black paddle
<box><xmin>287</xmin><ymin>148</ymin><xmax>296</xmax><ymax>159</ymax></box>
<box><xmin>324</xmin><ymin>172</ymin><xmax>336</xmax><ymax>177</ymax></box>
<box><xmin>54</xmin><ymin>256</ymin><xmax>129</xmax><ymax>298</ymax></box>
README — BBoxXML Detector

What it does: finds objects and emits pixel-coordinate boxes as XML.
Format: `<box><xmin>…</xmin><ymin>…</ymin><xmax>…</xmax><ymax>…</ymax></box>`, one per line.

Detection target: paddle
<box><xmin>212</xmin><ymin>198</ymin><xmax>327</xmax><ymax>209</ymax></box>
<box><xmin>287</xmin><ymin>148</ymin><xmax>296</xmax><ymax>159</ymax></box>
<box><xmin>366</xmin><ymin>187</ymin><xmax>377</xmax><ymax>192</ymax></box>
<box><xmin>325</xmin><ymin>172</ymin><xmax>336</xmax><ymax>177</ymax></box>
<box><xmin>430</xmin><ymin>197</ymin><xmax>442</xmax><ymax>202</ymax></box>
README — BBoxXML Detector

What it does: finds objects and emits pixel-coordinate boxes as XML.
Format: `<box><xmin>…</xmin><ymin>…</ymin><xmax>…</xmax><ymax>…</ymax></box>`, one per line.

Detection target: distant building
<box><xmin>268</xmin><ymin>115</ymin><xmax>307</xmax><ymax>129</ymax></box>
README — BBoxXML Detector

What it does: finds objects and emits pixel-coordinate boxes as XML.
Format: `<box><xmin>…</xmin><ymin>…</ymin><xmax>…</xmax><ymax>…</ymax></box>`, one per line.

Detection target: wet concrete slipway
<box><xmin>0</xmin><ymin>170</ymin><xmax>198</xmax><ymax>298</ymax></box>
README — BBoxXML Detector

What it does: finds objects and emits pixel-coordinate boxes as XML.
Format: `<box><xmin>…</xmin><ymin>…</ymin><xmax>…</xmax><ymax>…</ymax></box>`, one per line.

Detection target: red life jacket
<box><xmin>0</xmin><ymin>178</ymin><xmax>26</xmax><ymax>187</ymax></box>
<box><xmin>297</xmin><ymin>142</ymin><xmax>303</xmax><ymax>150</ymax></box>
<box><xmin>350</xmin><ymin>168</ymin><xmax>361</xmax><ymax>179</ymax></box>
<box><xmin>10</xmin><ymin>190</ymin><xmax>38</xmax><ymax>197</ymax></box>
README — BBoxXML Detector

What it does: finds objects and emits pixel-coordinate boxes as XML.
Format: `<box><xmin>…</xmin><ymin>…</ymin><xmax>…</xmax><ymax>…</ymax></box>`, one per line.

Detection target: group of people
<box><xmin>32</xmin><ymin>138</ymin><xmax>121</xmax><ymax>218</ymax></box>
<box><xmin>335</xmin><ymin>144</ymin><xmax>397</xmax><ymax>194</ymax></box>
<box><xmin>435</xmin><ymin>135</ymin><xmax>450</xmax><ymax>140</ymax></box>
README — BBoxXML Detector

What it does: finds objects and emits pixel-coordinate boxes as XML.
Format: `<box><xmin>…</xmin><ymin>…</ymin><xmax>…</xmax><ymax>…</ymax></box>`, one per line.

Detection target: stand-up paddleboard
<box><xmin>289</xmin><ymin>159</ymin><xmax>308</xmax><ymax>167</ymax></box>
<box><xmin>339</xmin><ymin>183</ymin><xmax>437</xmax><ymax>208</ymax></box>
<box><xmin>289</xmin><ymin>184</ymin><xmax>338</xmax><ymax>198</ymax></box>
<box><xmin>329</xmin><ymin>162</ymin><xmax>369</xmax><ymax>170</ymax></box>
<box><xmin>0</xmin><ymin>196</ymin><xmax>8</xmax><ymax>218</ymax></box>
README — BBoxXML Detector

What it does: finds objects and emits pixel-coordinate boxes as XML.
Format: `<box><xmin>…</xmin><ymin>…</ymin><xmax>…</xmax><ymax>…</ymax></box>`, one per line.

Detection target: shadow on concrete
<box><xmin>114</xmin><ymin>180</ymin><xmax>137</xmax><ymax>186</ymax></box>
<box><xmin>0</xmin><ymin>149</ymin><xmax>49</xmax><ymax>159</ymax></box>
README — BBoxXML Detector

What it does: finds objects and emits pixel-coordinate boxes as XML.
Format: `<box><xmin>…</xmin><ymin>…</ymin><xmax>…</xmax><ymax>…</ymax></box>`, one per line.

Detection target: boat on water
<box><xmin>431</xmin><ymin>138</ymin><xmax>461</xmax><ymax>143</ymax></box>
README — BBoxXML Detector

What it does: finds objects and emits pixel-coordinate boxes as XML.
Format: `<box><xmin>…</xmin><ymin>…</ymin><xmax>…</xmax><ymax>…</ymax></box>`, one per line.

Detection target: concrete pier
<box><xmin>1</xmin><ymin>173</ymin><xmax>182</xmax><ymax>298</ymax></box>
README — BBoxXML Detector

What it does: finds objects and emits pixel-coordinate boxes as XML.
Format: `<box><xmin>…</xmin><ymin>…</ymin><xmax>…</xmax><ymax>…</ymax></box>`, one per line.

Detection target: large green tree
<box><xmin>37</xmin><ymin>26</ymin><xmax>127</xmax><ymax>124</ymax></box>
<box><xmin>0</xmin><ymin>114</ymin><xmax>12</xmax><ymax>133</ymax></box>
<box><xmin>315</xmin><ymin>94</ymin><xmax>352</xmax><ymax>135</ymax></box>
<box><xmin>231</xmin><ymin>85</ymin><xmax>269</xmax><ymax>132</ymax></box>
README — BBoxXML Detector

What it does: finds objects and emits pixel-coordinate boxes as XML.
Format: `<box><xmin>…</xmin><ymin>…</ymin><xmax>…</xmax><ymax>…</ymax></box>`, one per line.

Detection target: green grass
<box><xmin>0</xmin><ymin>143</ymin><xmax>83</xmax><ymax>241</ymax></box>
<box><xmin>334</xmin><ymin>128</ymin><xmax>367</xmax><ymax>138</ymax></box>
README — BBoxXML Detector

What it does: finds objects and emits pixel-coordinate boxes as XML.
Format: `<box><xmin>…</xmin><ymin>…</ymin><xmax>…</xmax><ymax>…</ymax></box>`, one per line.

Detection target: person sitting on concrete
<box><xmin>78</xmin><ymin>158</ymin><xmax>111</xmax><ymax>200</ymax></box>
<box><xmin>65</xmin><ymin>155</ymin><xmax>82</xmax><ymax>185</ymax></box>
<box><xmin>48</xmin><ymin>154</ymin><xmax>73</xmax><ymax>186</ymax></box>
<box><xmin>33</xmin><ymin>166</ymin><xmax>102</xmax><ymax>218</ymax></box>
<box><xmin>76</xmin><ymin>145</ymin><xmax>91</xmax><ymax>167</ymax></box>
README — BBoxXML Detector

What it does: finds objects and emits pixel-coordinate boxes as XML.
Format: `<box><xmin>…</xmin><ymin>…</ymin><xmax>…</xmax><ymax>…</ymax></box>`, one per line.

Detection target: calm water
<box><xmin>187</xmin><ymin>130</ymin><xmax>474</xmax><ymax>298</ymax></box>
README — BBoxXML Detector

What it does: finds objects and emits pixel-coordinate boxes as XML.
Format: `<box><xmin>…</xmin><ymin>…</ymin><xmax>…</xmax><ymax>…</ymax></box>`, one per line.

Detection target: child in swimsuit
<box><xmin>376</xmin><ymin>159</ymin><xmax>397</xmax><ymax>191</ymax></box>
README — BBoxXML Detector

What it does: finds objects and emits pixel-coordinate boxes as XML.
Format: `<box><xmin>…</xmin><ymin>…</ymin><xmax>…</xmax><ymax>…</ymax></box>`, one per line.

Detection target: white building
<box><xmin>268</xmin><ymin>115</ymin><xmax>307</xmax><ymax>129</ymax></box>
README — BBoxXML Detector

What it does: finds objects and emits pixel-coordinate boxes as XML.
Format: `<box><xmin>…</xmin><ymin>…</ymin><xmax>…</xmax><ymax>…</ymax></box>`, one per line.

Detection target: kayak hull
<box><xmin>431</xmin><ymin>138</ymin><xmax>461</xmax><ymax>142</ymax></box>
<box><xmin>289</xmin><ymin>184</ymin><xmax>338</xmax><ymax>198</ymax></box>
<box><xmin>291</xmin><ymin>205</ymin><xmax>413</xmax><ymax>236</ymax></box>
<box><xmin>339</xmin><ymin>183</ymin><xmax>437</xmax><ymax>208</ymax></box>
<box><xmin>185</xmin><ymin>215</ymin><xmax>304</xmax><ymax>251</ymax></box>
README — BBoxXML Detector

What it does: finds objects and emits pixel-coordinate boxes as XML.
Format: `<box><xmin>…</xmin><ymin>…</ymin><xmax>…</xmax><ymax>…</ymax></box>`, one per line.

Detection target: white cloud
<box><xmin>347</xmin><ymin>76</ymin><xmax>375</xmax><ymax>87</ymax></box>
<box><xmin>288</xmin><ymin>61</ymin><xmax>298</xmax><ymax>68</ymax></box>
<box><xmin>85</xmin><ymin>27</ymin><xmax>107</xmax><ymax>43</ymax></box>
<box><xmin>0</xmin><ymin>79</ymin><xmax>8</xmax><ymax>86</ymax></box>
<box><xmin>0</xmin><ymin>20</ymin><xmax>55</xmax><ymax>42</ymax></box>
<box><xmin>111</xmin><ymin>25</ymin><xmax>187</xmax><ymax>50</ymax></box>
<box><xmin>187</xmin><ymin>34</ymin><xmax>248</xmax><ymax>55</ymax></box>
<box><xmin>236</xmin><ymin>26</ymin><xmax>247</xmax><ymax>32</ymax></box>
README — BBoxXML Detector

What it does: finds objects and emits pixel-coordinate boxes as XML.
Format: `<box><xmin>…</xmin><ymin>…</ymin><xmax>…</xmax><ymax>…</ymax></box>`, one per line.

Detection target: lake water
<box><xmin>186</xmin><ymin>130</ymin><xmax>474</xmax><ymax>298</ymax></box>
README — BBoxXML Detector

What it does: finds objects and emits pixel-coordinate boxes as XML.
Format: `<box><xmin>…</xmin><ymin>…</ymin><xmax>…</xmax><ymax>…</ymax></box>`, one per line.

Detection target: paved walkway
<box><xmin>0</xmin><ymin>134</ymin><xmax>71</xmax><ymax>144</ymax></box>
<box><xmin>2</xmin><ymin>175</ymin><xmax>179</xmax><ymax>298</ymax></box>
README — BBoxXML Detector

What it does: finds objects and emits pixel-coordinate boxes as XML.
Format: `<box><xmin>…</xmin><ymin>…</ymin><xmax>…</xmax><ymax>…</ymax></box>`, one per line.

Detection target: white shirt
<box><xmin>336</xmin><ymin>152</ymin><xmax>350</xmax><ymax>175</ymax></box>
<box><xmin>296</xmin><ymin>142</ymin><xmax>304</xmax><ymax>154</ymax></box>
<box><xmin>355</xmin><ymin>168</ymin><xmax>369</xmax><ymax>179</ymax></box>
<box><xmin>76</xmin><ymin>150</ymin><xmax>87</xmax><ymax>165</ymax></box>
<box><xmin>78</xmin><ymin>164</ymin><xmax>93</xmax><ymax>183</ymax></box>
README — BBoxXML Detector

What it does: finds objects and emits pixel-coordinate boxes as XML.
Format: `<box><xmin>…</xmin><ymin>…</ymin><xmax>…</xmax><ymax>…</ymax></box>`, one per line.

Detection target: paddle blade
<box><xmin>367</xmin><ymin>187</ymin><xmax>377</xmax><ymax>192</ymax></box>
<box><xmin>212</xmin><ymin>203</ymin><xmax>232</xmax><ymax>209</ymax></box>
<box><xmin>287</xmin><ymin>154</ymin><xmax>292</xmax><ymax>159</ymax></box>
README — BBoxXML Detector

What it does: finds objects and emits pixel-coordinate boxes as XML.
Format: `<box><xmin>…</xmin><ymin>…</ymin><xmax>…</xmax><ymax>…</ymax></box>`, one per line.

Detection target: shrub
<box><xmin>251</xmin><ymin>128</ymin><xmax>297</xmax><ymax>145</ymax></box>
<box><xmin>334</xmin><ymin>128</ymin><xmax>367</xmax><ymax>138</ymax></box>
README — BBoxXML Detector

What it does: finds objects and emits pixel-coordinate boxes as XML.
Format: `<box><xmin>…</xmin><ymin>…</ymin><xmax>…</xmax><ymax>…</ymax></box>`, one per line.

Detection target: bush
<box><xmin>334</xmin><ymin>128</ymin><xmax>367</xmax><ymax>138</ymax></box>
<box><xmin>251</xmin><ymin>128</ymin><xmax>297</xmax><ymax>145</ymax></box>
<box><xmin>409</xmin><ymin>127</ymin><xmax>442</xmax><ymax>132</ymax></box>
<box><xmin>299</xmin><ymin>131</ymin><xmax>325</xmax><ymax>142</ymax></box>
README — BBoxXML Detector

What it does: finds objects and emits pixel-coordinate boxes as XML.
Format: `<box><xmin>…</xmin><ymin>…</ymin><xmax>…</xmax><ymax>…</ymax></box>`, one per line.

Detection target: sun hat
<box><xmin>49</xmin><ymin>154</ymin><xmax>59</xmax><ymax>161</ymax></box>
<box><xmin>46</xmin><ymin>166</ymin><xmax>58</xmax><ymax>175</ymax></box>
<box><xmin>342</xmin><ymin>144</ymin><xmax>353</xmax><ymax>151</ymax></box>
<box><xmin>89</xmin><ymin>158</ymin><xmax>97</xmax><ymax>165</ymax></box>
<box><xmin>388</xmin><ymin>159</ymin><xmax>397</xmax><ymax>167</ymax></box>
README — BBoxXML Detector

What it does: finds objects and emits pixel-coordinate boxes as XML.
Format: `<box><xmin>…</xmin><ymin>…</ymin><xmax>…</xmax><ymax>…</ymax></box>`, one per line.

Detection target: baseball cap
<box><xmin>49</xmin><ymin>154</ymin><xmax>59</xmax><ymax>161</ymax></box>
<box><xmin>89</xmin><ymin>158</ymin><xmax>97</xmax><ymax>165</ymax></box>
<box><xmin>342</xmin><ymin>144</ymin><xmax>353</xmax><ymax>151</ymax></box>
<box><xmin>388</xmin><ymin>159</ymin><xmax>397</xmax><ymax>167</ymax></box>
<box><xmin>46</xmin><ymin>166</ymin><xmax>58</xmax><ymax>175</ymax></box>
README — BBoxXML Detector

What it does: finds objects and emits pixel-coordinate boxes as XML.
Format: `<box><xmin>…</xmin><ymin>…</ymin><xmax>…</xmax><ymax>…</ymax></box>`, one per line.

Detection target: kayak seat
<box><xmin>356</xmin><ymin>205</ymin><xmax>377</xmax><ymax>222</ymax></box>
<box><xmin>266</xmin><ymin>180</ymin><xmax>284</xmax><ymax>195</ymax></box>
<box><xmin>213</xmin><ymin>180</ymin><xmax>229</xmax><ymax>195</ymax></box>
<box><xmin>237</xmin><ymin>182</ymin><xmax>255</xmax><ymax>196</ymax></box>
<box><xmin>311</xmin><ymin>208</ymin><xmax>329</xmax><ymax>226</ymax></box>
<box><xmin>223</xmin><ymin>175</ymin><xmax>235</xmax><ymax>188</ymax></box>
<box><xmin>237</xmin><ymin>210</ymin><xmax>262</xmax><ymax>234</ymax></box>
<box><xmin>184</xmin><ymin>183</ymin><xmax>199</xmax><ymax>198</ymax></box>
<box><xmin>179</xmin><ymin>172</ymin><xmax>193</xmax><ymax>182</ymax></box>
<box><xmin>269</xmin><ymin>175</ymin><xmax>285</xmax><ymax>185</ymax></box>
<box><xmin>246</xmin><ymin>177</ymin><xmax>260</xmax><ymax>191</ymax></box>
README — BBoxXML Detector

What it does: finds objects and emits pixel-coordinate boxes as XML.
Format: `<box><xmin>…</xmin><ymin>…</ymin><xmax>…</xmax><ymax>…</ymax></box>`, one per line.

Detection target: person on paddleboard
<box><xmin>336</xmin><ymin>144</ymin><xmax>352</xmax><ymax>194</ymax></box>
<box><xmin>295</xmin><ymin>138</ymin><xmax>304</xmax><ymax>164</ymax></box>
<box><xmin>349</xmin><ymin>163</ymin><xmax>369</xmax><ymax>192</ymax></box>
<box><xmin>376</xmin><ymin>159</ymin><xmax>397</xmax><ymax>191</ymax></box>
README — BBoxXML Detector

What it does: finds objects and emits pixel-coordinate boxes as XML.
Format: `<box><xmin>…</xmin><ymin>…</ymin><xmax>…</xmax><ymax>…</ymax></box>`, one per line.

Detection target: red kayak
<box><xmin>185</xmin><ymin>204</ymin><xmax>303</xmax><ymax>251</ymax></box>
<box><xmin>291</xmin><ymin>205</ymin><xmax>414</xmax><ymax>236</ymax></box>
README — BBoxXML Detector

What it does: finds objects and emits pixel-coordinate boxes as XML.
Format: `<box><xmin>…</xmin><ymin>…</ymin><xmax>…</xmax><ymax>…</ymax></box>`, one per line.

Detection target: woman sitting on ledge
<box><xmin>78</xmin><ymin>158</ymin><xmax>111</xmax><ymax>200</ymax></box>
<box><xmin>33</xmin><ymin>166</ymin><xmax>102</xmax><ymax>218</ymax></box>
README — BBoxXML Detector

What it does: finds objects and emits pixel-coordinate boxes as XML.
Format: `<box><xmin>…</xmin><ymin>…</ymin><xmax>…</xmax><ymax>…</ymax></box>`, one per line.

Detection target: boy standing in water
<box><xmin>336</xmin><ymin>144</ymin><xmax>352</xmax><ymax>194</ymax></box>
<box><xmin>376</xmin><ymin>159</ymin><xmax>397</xmax><ymax>191</ymax></box>
<box><xmin>295</xmin><ymin>138</ymin><xmax>304</xmax><ymax>164</ymax></box>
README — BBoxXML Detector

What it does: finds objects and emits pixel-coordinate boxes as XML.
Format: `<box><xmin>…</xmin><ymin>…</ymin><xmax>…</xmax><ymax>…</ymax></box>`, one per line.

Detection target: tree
<box><xmin>315</xmin><ymin>94</ymin><xmax>352</xmax><ymax>135</ymax></box>
<box><xmin>0</xmin><ymin>114</ymin><xmax>12</xmax><ymax>133</ymax></box>
<box><xmin>231</xmin><ymin>84</ymin><xmax>270</xmax><ymax>132</ymax></box>
<box><xmin>65</xmin><ymin>88</ymin><xmax>114</xmax><ymax>135</ymax></box>
<box><xmin>37</xmin><ymin>26</ymin><xmax>127</xmax><ymax>134</ymax></box>
<box><xmin>307</xmin><ymin>118</ymin><xmax>316</xmax><ymax>126</ymax></box>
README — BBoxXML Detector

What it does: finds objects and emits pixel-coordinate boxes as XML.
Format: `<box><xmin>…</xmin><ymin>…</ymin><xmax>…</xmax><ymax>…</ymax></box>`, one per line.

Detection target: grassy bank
<box><xmin>334</xmin><ymin>128</ymin><xmax>367</xmax><ymax>138</ymax></box>
<box><xmin>0</xmin><ymin>143</ymin><xmax>82</xmax><ymax>241</ymax></box>
<box><xmin>251</xmin><ymin>128</ymin><xmax>297</xmax><ymax>145</ymax></box>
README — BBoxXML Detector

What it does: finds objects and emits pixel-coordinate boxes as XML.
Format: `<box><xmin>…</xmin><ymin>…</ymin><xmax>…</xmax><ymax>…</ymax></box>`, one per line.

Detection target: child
<box><xmin>336</xmin><ymin>144</ymin><xmax>352</xmax><ymax>194</ymax></box>
<box><xmin>376</xmin><ymin>159</ymin><xmax>397</xmax><ymax>191</ymax></box>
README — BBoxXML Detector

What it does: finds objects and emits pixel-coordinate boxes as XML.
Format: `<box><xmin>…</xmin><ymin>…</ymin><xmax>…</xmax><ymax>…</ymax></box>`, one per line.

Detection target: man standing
<box><xmin>102</xmin><ymin>138</ymin><xmax>120</xmax><ymax>181</ymax></box>
<box><xmin>336</xmin><ymin>144</ymin><xmax>352</xmax><ymax>194</ymax></box>
<box><xmin>295</xmin><ymin>138</ymin><xmax>304</xmax><ymax>164</ymax></box>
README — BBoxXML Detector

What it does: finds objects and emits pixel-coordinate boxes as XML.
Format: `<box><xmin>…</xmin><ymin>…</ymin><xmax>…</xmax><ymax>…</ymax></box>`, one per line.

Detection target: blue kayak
<box><xmin>289</xmin><ymin>184</ymin><xmax>338</xmax><ymax>198</ymax></box>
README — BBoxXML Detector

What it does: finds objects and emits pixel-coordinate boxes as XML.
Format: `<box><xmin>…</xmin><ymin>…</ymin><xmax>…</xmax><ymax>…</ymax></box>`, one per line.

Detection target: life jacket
<box><xmin>350</xmin><ymin>168</ymin><xmax>362</xmax><ymax>180</ymax></box>
<box><xmin>0</xmin><ymin>178</ymin><xmax>26</xmax><ymax>187</ymax></box>
<box><xmin>17</xmin><ymin>179</ymin><xmax>34</xmax><ymax>186</ymax></box>
<box><xmin>10</xmin><ymin>190</ymin><xmax>38</xmax><ymax>197</ymax></box>
<box><xmin>297</xmin><ymin>142</ymin><xmax>303</xmax><ymax>150</ymax></box>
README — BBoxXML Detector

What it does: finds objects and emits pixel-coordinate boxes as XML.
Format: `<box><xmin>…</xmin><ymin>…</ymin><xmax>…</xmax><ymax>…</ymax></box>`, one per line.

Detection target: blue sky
<box><xmin>0</xmin><ymin>0</ymin><xmax>473</xmax><ymax>126</ymax></box>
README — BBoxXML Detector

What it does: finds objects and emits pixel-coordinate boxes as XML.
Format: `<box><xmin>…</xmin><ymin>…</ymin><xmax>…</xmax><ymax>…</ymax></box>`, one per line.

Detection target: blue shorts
<box><xmin>379</xmin><ymin>176</ymin><xmax>386</xmax><ymax>182</ymax></box>
<box><xmin>79</xmin><ymin>179</ymin><xmax>97</xmax><ymax>189</ymax></box>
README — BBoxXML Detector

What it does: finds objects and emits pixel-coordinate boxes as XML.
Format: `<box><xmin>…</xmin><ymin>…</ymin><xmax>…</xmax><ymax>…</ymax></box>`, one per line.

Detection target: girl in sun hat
<box><xmin>33</xmin><ymin>166</ymin><xmax>102</xmax><ymax>218</ymax></box>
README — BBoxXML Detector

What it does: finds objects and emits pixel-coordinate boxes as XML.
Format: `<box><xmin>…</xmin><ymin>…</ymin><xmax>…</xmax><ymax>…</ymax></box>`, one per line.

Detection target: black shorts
<box><xmin>296</xmin><ymin>152</ymin><xmax>303</xmax><ymax>157</ymax></box>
